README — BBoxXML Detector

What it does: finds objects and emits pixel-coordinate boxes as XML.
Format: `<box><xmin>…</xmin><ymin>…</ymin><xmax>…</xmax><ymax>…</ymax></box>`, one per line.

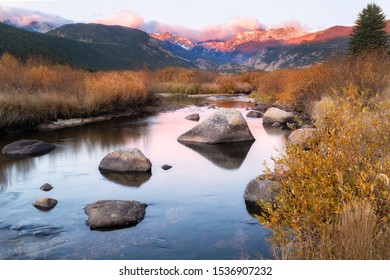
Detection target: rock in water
<box><xmin>99</xmin><ymin>148</ymin><xmax>152</xmax><ymax>173</ymax></box>
<box><xmin>33</xmin><ymin>198</ymin><xmax>58</xmax><ymax>211</ymax></box>
<box><xmin>162</xmin><ymin>164</ymin><xmax>172</xmax><ymax>170</ymax></box>
<box><xmin>2</xmin><ymin>139</ymin><xmax>55</xmax><ymax>157</ymax></box>
<box><xmin>177</xmin><ymin>109</ymin><xmax>255</xmax><ymax>144</ymax></box>
<box><xmin>244</xmin><ymin>179</ymin><xmax>276</xmax><ymax>204</ymax></box>
<box><xmin>40</xmin><ymin>183</ymin><xmax>54</xmax><ymax>192</ymax></box>
<box><xmin>263</xmin><ymin>108</ymin><xmax>294</xmax><ymax>124</ymax></box>
<box><xmin>246</xmin><ymin>110</ymin><xmax>263</xmax><ymax>118</ymax></box>
<box><xmin>185</xmin><ymin>113</ymin><xmax>200</xmax><ymax>121</ymax></box>
<box><xmin>84</xmin><ymin>200</ymin><xmax>147</xmax><ymax>229</ymax></box>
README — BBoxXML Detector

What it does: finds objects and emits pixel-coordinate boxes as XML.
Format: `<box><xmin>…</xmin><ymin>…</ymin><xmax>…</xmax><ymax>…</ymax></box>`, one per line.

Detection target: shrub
<box><xmin>260</xmin><ymin>90</ymin><xmax>390</xmax><ymax>259</ymax></box>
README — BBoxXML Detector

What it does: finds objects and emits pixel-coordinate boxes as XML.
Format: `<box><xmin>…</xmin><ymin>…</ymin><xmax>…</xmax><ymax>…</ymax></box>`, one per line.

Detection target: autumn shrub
<box><xmin>259</xmin><ymin>88</ymin><xmax>390</xmax><ymax>259</ymax></box>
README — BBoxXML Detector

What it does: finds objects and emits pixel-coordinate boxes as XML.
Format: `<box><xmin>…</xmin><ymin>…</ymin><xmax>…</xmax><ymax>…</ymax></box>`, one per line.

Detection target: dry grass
<box><xmin>0</xmin><ymin>54</ymin><xmax>151</xmax><ymax>131</ymax></box>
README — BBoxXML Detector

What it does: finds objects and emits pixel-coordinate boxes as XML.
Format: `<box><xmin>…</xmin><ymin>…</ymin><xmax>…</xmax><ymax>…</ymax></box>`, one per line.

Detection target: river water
<box><xmin>0</xmin><ymin>96</ymin><xmax>289</xmax><ymax>260</ymax></box>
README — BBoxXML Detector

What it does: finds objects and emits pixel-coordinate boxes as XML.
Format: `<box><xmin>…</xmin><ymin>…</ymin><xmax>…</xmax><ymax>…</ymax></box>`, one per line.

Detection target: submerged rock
<box><xmin>33</xmin><ymin>198</ymin><xmax>58</xmax><ymax>211</ymax></box>
<box><xmin>98</xmin><ymin>148</ymin><xmax>152</xmax><ymax>173</ymax></box>
<box><xmin>177</xmin><ymin>109</ymin><xmax>255</xmax><ymax>144</ymax></box>
<box><xmin>185</xmin><ymin>113</ymin><xmax>200</xmax><ymax>121</ymax></box>
<box><xmin>84</xmin><ymin>200</ymin><xmax>147</xmax><ymax>230</ymax></box>
<box><xmin>263</xmin><ymin>108</ymin><xmax>294</xmax><ymax>124</ymax></box>
<box><xmin>40</xmin><ymin>183</ymin><xmax>54</xmax><ymax>192</ymax></box>
<box><xmin>2</xmin><ymin>139</ymin><xmax>55</xmax><ymax>157</ymax></box>
<box><xmin>100</xmin><ymin>171</ymin><xmax>151</xmax><ymax>187</ymax></box>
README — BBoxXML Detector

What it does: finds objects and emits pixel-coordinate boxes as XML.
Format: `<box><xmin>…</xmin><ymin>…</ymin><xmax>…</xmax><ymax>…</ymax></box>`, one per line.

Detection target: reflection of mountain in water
<box><xmin>100</xmin><ymin>171</ymin><xmax>151</xmax><ymax>187</ymax></box>
<box><xmin>180</xmin><ymin>142</ymin><xmax>253</xmax><ymax>170</ymax></box>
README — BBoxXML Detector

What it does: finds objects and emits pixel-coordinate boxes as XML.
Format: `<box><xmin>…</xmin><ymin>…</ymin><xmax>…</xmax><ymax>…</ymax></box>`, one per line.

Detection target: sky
<box><xmin>1</xmin><ymin>0</ymin><xmax>390</xmax><ymax>41</ymax></box>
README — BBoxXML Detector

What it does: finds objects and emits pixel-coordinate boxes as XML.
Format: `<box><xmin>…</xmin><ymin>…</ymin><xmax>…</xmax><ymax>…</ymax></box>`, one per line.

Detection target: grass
<box><xmin>0</xmin><ymin>54</ymin><xmax>151</xmax><ymax>132</ymax></box>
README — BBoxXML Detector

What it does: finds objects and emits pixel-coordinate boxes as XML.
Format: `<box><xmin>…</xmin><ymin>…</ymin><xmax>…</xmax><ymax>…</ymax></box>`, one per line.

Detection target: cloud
<box><xmin>0</xmin><ymin>5</ymin><xmax>72</xmax><ymax>26</ymax></box>
<box><xmin>93</xmin><ymin>11</ymin><xmax>145</xmax><ymax>29</ymax></box>
<box><xmin>93</xmin><ymin>11</ymin><xmax>266</xmax><ymax>42</ymax></box>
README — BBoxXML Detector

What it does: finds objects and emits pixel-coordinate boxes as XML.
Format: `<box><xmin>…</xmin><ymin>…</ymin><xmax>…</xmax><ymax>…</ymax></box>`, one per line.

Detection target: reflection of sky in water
<box><xmin>0</xmin><ymin>104</ymin><xmax>289</xmax><ymax>260</ymax></box>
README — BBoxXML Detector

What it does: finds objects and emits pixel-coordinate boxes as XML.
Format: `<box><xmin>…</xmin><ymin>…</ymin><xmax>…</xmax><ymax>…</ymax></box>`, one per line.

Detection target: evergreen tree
<box><xmin>349</xmin><ymin>3</ymin><xmax>389</xmax><ymax>55</ymax></box>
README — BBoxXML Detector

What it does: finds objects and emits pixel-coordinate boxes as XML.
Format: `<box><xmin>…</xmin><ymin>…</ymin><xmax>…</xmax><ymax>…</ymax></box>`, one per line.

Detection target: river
<box><xmin>0</xmin><ymin>95</ymin><xmax>289</xmax><ymax>259</ymax></box>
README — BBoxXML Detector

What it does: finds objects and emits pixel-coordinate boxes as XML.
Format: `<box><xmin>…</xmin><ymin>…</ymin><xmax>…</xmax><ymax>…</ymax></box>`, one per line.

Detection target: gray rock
<box><xmin>84</xmin><ymin>200</ymin><xmax>147</xmax><ymax>229</ymax></box>
<box><xmin>246</xmin><ymin>110</ymin><xmax>263</xmax><ymax>118</ymax></box>
<box><xmin>244</xmin><ymin>179</ymin><xmax>276</xmax><ymax>203</ymax></box>
<box><xmin>263</xmin><ymin>107</ymin><xmax>294</xmax><ymax>124</ymax></box>
<box><xmin>40</xmin><ymin>183</ymin><xmax>54</xmax><ymax>192</ymax></box>
<box><xmin>177</xmin><ymin>109</ymin><xmax>255</xmax><ymax>144</ymax></box>
<box><xmin>2</xmin><ymin>139</ymin><xmax>55</xmax><ymax>157</ymax></box>
<box><xmin>162</xmin><ymin>164</ymin><xmax>172</xmax><ymax>170</ymax></box>
<box><xmin>185</xmin><ymin>113</ymin><xmax>200</xmax><ymax>121</ymax></box>
<box><xmin>33</xmin><ymin>198</ymin><xmax>58</xmax><ymax>211</ymax></box>
<box><xmin>288</xmin><ymin>128</ymin><xmax>318</xmax><ymax>149</ymax></box>
<box><xmin>99</xmin><ymin>148</ymin><xmax>152</xmax><ymax>173</ymax></box>
<box><xmin>272</xmin><ymin>122</ymin><xmax>282</xmax><ymax>128</ymax></box>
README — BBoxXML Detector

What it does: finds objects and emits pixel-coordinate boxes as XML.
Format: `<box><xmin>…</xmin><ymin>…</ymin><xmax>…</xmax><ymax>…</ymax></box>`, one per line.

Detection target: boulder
<box><xmin>84</xmin><ymin>200</ymin><xmax>147</xmax><ymax>229</ymax></box>
<box><xmin>244</xmin><ymin>179</ymin><xmax>276</xmax><ymax>204</ymax></box>
<box><xmin>177</xmin><ymin>109</ymin><xmax>255</xmax><ymax>144</ymax></box>
<box><xmin>33</xmin><ymin>198</ymin><xmax>58</xmax><ymax>211</ymax></box>
<box><xmin>40</xmin><ymin>183</ymin><xmax>54</xmax><ymax>192</ymax></box>
<box><xmin>99</xmin><ymin>148</ymin><xmax>152</xmax><ymax>173</ymax></box>
<box><xmin>288</xmin><ymin>128</ymin><xmax>318</xmax><ymax>149</ymax></box>
<box><xmin>2</xmin><ymin>139</ymin><xmax>55</xmax><ymax>157</ymax></box>
<box><xmin>246</xmin><ymin>111</ymin><xmax>263</xmax><ymax>118</ymax></box>
<box><xmin>263</xmin><ymin>107</ymin><xmax>294</xmax><ymax>124</ymax></box>
<box><xmin>185</xmin><ymin>113</ymin><xmax>200</xmax><ymax>121</ymax></box>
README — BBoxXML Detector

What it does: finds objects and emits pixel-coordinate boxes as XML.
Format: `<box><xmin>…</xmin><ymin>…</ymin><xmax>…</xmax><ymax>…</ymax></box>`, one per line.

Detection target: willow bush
<box><xmin>259</xmin><ymin>87</ymin><xmax>390</xmax><ymax>259</ymax></box>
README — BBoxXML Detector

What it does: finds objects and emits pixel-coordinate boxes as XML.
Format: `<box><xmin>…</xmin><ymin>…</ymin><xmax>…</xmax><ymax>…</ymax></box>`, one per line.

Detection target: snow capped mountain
<box><xmin>206</xmin><ymin>27</ymin><xmax>307</xmax><ymax>52</ymax></box>
<box><xmin>150</xmin><ymin>32</ymin><xmax>195</xmax><ymax>50</ymax></box>
<box><xmin>0</xmin><ymin>5</ymin><xmax>72</xmax><ymax>32</ymax></box>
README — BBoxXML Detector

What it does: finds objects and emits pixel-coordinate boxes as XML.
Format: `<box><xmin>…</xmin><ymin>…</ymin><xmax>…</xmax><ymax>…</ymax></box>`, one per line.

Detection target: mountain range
<box><xmin>1</xmin><ymin>6</ymin><xmax>389</xmax><ymax>71</ymax></box>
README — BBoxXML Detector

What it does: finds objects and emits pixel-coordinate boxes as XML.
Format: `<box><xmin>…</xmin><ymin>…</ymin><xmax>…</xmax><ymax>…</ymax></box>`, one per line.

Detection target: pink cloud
<box><xmin>149</xmin><ymin>17</ymin><xmax>265</xmax><ymax>41</ymax></box>
<box><xmin>92</xmin><ymin>11</ymin><xmax>266</xmax><ymax>41</ymax></box>
<box><xmin>93</xmin><ymin>11</ymin><xmax>145</xmax><ymax>29</ymax></box>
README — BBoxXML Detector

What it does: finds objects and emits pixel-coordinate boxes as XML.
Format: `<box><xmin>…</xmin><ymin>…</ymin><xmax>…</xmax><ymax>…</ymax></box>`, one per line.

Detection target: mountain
<box><xmin>199</xmin><ymin>27</ymin><xmax>306</xmax><ymax>53</ymax></box>
<box><xmin>288</xmin><ymin>26</ymin><xmax>352</xmax><ymax>44</ymax></box>
<box><xmin>0</xmin><ymin>6</ymin><xmax>72</xmax><ymax>32</ymax></box>
<box><xmin>0</xmin><ymin>22</ymin><xmax>192</xmax><ymax>70</ymax></box>
<box><xmin>150</xmin><ymin>32</ymin><xmax>195</xmax><ymax>50</ymax></box>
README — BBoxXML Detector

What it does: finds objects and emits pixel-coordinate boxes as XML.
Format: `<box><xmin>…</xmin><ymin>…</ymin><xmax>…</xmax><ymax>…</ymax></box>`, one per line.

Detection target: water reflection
<box><xmin>179</xmin><ymin>141</ymin><xmax>253</xmax><ymax>170</ymax></box>
<box><xmin>100</xmin><ymin>171</ymin><xmax>152</xmax><ymax>187</ymax></box>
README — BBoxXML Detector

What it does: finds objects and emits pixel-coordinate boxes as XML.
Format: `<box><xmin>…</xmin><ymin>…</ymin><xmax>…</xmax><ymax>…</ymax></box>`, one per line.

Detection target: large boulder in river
<box><xmin>99</xmin><ymin>148</ymin><xmax>152</xmax><ymax>173</ymax></box>
<box><xmin>288</xmin><ymin>128</ymin><xmax>318</xmax><ymax>149</ymax></box>
<box><xmin>2</xmin><ymin>139</ymin><xmax>55</xmax><ymax>157</ymax></box>
<box><xmin>177</xmin><ymin>109</ymin><xmax>255</xmax><ymax>144</ymax></box>
<box><xmin>84</xmin><ymin>200</ymin><xmax>147</xmax><ymax>229</ymax></box>
<box><xmin>244</xmin><ymin>179</ymin><xmax>276</xmax><ymax>204</ymax></box>
<box><xmin>263</xmin><ymin>108</ymin><xmax>294</xmax><ymax>124</ymax></box>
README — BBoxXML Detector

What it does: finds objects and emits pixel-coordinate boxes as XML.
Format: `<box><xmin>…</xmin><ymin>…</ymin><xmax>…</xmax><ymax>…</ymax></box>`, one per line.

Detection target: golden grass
<box><xmin>0</xmin><ymin>54</ymin><xmax>151</xmax><ymax>131</ymax></box>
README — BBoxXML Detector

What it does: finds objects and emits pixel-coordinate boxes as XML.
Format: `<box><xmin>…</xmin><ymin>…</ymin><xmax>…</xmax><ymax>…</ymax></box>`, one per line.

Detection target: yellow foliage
<box><xmin>262</xmin><ymin>90</ymin><xmax>390</xmax><ymax>259</ymax></box>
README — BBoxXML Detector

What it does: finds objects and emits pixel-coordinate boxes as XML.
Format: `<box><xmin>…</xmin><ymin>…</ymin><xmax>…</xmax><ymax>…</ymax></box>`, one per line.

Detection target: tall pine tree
<box><xmin>349</xmin><ymin>3</ymin><xmax>388</xmax><ymax>55</ymax></box>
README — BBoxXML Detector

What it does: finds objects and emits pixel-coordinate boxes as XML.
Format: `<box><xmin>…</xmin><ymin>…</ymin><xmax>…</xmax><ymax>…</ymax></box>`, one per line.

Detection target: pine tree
<box><xmin>348</xmin><ymin>3</ymin><xmax>389</xmax><ymax>55</ymax></box>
